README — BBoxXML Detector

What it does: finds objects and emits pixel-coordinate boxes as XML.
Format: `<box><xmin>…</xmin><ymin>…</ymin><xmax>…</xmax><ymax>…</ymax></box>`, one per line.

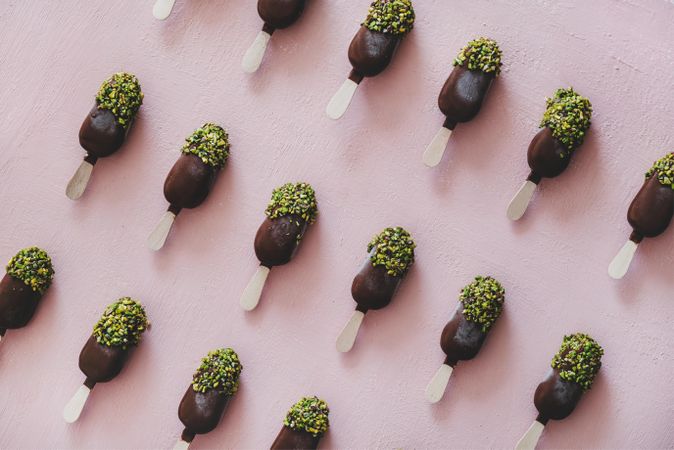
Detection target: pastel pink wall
<box><xmin>1</xmin><ymin>0</ymin><xmax>673</xmax><ymax>448</ymax></box>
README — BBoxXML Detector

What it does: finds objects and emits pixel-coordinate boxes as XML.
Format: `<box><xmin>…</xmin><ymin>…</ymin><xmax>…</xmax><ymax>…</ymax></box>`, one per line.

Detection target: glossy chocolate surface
<box><xmin>164</xmin><ymin>153</ymin><xmax>217</xmax><ymax>211</ymax></box>
<box><xmin>178</xmin><ymin>386</ymin><xmax>229</xmax><ymax>435</ymax></box>
<box><xmin>79</xmin><ymin>105</ymin><xmax>128</xmax><ymax>159</ymax></box>
<box><xmin>258</xmin><ymin>0</ymin><xmax>306</xmax><ymax>30</ymax></box>
<box><xmin>254</xmin><ymin>215</ymin><xmax>307</xmax><ymax>267</ymax></box>
<box><xmin>438</xmin><ymin>66</ymin><xmax>495</xmax><ymax>129</ymax></box>
<box><xmin>627</xmin><ymin>174</ymin><xmax>674</xmax><ymax>241</ymax></box>
<box><xmin>439</xmin><ymin>305</ymin><xmax>488</xmax><ymax>366</ymax></box>
<box><xmin>526</xmin><ymin>127</ymin><xmax>572</xmax><ymax>182</ymax></box>
<box><xmin>533</xmin><ymin>368</ymin><xmax>583</xmax><ymax>422</ymax></box>
<box><xmin>271</xmin><ymin>426</ymin><xmax>320</xmax><ymax>450</ymax></box>
<box><xmin>0</xmin><ymin>274</ymin><xmax>42</xmax><ymax>330</ymax></box>
<box><xmin>78</xmin><ymin>335</ymin><xmax>131</xmax><ymax>384</ymax></box>
<box><xmin>348</xmin><ymin>26</ymin><xmax>400</xmax><ymax>78</ymax></box>
<box><xmin>351</xmin><ymin>255</ymin><xmax>401</xmax><ymax>312</ymax></box>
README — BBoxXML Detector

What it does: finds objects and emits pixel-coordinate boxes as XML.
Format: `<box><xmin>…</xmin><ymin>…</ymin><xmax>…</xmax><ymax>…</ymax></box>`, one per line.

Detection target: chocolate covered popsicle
<box><xmin>153</xmin><ymin>0</ymin><xmax>177</xmax><ymax>20</ymax></box>
<box><xmin>326</xmin><ymin>0</ymin><xmax>415</xmax><ymax>119</ymax></box>
<box><xmin>507</xmin><ymin>88</ymin><xmax>592</xmax><ymax>220</ymax></box>
<box><xmin>515</xmin><ymin>333</ymin><xmax>603</xmax><ymax>450</ymax></box>
<box><xmin>63</xmin><ymin>298</ymin><xmax>148</xmax><ymax>423</ymax></box>
<box><xmin>148</xmin><ymin>123</ymin><xmax>231</xmax><ymax>251</ymax></box>
<box><xmin>271</xmin><ymin>396</ymin><xmax>330</xmax><ymax>450</ymax></box>
<box><xmin>336</xmin><ymin>227</ymin><xmax>415</xmax><ymax>352</ymax></box>
<box><xmin>609</xmin><ymin>153</ymin><xmax>674</xmax><ymax>279</ymax></box>
<box><xmin>425</xmin><ymin>276</ymin><xmax>505</xmax><ymax>403</ymax></box>
<box><xmin>174</xmin><ymin>348</ymin><xmax>243</xmax><ymax>450</ymax></box>
<box><xmin>66</xmin><ymin>73</ymin><xmax>143</xmax><ymax>200</ymax></box>
<box><xmin>0</xmin><ymin>247</ymin><xmax>54</xmax><ymax>343</ymax></box>
<box><xmin>422</xmin><ymin>37</ymin><xmax>503</xmax><ymax>167</ymax></box>
<box><xmin>242</xmin><ymin>0</ymin><xmax>308</xmax><ymax>73</ymax></box>
<box><xmin>240</xmin><ymin>182</ymin><xmax>318</xmax><ymax>311</ymax></box>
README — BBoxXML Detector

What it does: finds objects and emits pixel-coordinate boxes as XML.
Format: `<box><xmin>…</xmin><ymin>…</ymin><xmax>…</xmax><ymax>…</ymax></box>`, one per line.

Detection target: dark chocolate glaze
<box><xmin>254</xmin><ymin>215</ymin><xmax>308</xmax><ymax>268</ymax></box>
<box><xmin>627</xmin><ymin>173</ymin><xmax>674</xmax><ymax>242</ymax></box>
<box><xmin>533</xmin><ymin>368</ymin><xmax>584</xmax><ymax>422</ymax></box>
<box><xmin>351</xmin><ymin>255</ymin><xmax>401</xmax><ymax>312</ymax></box>
<box><xmin>439</xmin><ymin>305</ymin><xmax>488</xmax><ymax>366</ymax></box>
<box><xmin>526</xmin><ymin>127</ymin><xmax>572</xmax><ymax>183</ymax></box>
<box><xmin>258</xmin><ymin>0</ymin><xmax>306</xmax><ymax>30</ymax></box>
<box><xmin>348</xmin><ymin>26</ymin><xmax>400</xmax><ymax>78</ymax></box>
<box><xmin>163</xmin><ymin>153</ymin><xmax>218</xmax><ymax>212</ymax></box>
<box><xmin>0</xmin><ymin>274</ymin><xmax>42</xmax><ymax>331</ymax></box>
<box><xmin>78</xmin><ymin>105</ymin><xmax>129</xmax><ymax>162</ymax></box>
<box><xmin>438</xmin><ymin>66</ymin><xmax>495</xmax><ymax>130</ymax></box>
<box><xmin>78</xmin><ymin>335</ymin><xmax>131</xmax><ymax>386</ymax></box>
<box><xmin>271</xmin><ymin>426</ymin><xmax>321</xmax><ymax>450</ymax></box>
<box><xmin>178</xmin><ymin>386</ymin><xmax>229</xmax><ymax>436</ymax></box>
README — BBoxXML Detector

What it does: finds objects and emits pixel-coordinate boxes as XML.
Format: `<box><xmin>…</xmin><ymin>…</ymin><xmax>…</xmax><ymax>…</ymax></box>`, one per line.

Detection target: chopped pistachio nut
<box><xmin>192</xmin><ymin>348</ymin><xmax>242</xmax><ymax>396</ymax></box>
<box><xmin>284</xmin><ymin>396</ymin><xmax>330</xmax><ymax>437</ymax></box>
<box><xmin>368</xmin><ymin>227</ymin><xmax>416</xmax><ymax>277</ymax></box>
<box><xmin>265</xmin><ymin>182</ymin><xmax>318</xmax><ymax>225</ymax></box>
<box><xmin>93</xmin><ymin>298</ymin><xmax>148</xmax><ymax>349</ymax></box>
<box><xmin>540</xmin><ymin>87</ymin><xmax>592</xmax><ymax>156</ymax></box>
<box><xmin>645</xmin><ymin>153</ymin><xmax>674</xmax><ymax>189</ymax></box>
<box><xmin>181</xmin><ymin>123</ymin><xmax>231</xmax><ymax>169</ymax></box>
<box><xmin>6</xmin><ymin>247</ymin><xmax>54</xmax><ymax>295</ymax></box>
<box><xmin>459</xmin><ymin>276</ymin><xmax>505</xmax><ymax>333</ymax></box>
<box><xmin>551</xmin><ymin>333</ymin><xmax>603</xmax><ymax>391</ymax></box>
<box><xmin>363</xmin><ymin>0</ymin><xmax>415</xmax><ymax>35</ymax></box>
<box><xmin>453</xmin><ymin>37</ymin><xmax>503</xmax><ymax>76</ymax></box>
<box><xmin>95</xmin><ymin>72</ymin><xmax>143</xmax><ymax>129</ymax></box>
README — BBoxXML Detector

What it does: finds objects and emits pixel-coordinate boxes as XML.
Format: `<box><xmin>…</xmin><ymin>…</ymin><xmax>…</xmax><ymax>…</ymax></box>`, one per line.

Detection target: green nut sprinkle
<box><xmin>284</xmin><ymin>396</ymin><xmax>330</xmax><ymax>437</ymax></box>
<box><xmin>459</xmin><ymin>276</ymin><xmax>505</xmax><ymax>333</ymax></box>
<box><xmin>265</xmin><ymin>182</ymin><xmax>318</xmax><ymax>226</ymax></box>
<box><xmin>6</xmin><ymin>247</ymin><xmax>54</xmax><ymax>295</ymax></box>
<box><xmin>363</xmin><ymin>0</ymin><xmax>415</xmax><ymax>36</ymax></box>
<box><xmin>368</xmin><ymin>227</ymin><xmax>416</xmax><ymax>277</ymax></box>
<box><xmin>551</xmin><ymin>333</ymin><xmax>603</xmax><ymax>391</ymax></box>
<box><xmin>181</xmin><ymin>123</ymin><xmax>231</xmax><ymax>169</ymax></box>
<box><xmin>95</xmin><ymin>72</ymin><xmax>143</xmax><ymax>129</ymax></box>
<box><xmin>645</xmin><ymin>153</ymin><xmax>674</xmax><ymax>189</ymax></box>
<box><xmin>93</xmin><ymin>298</ymin><xmax>148</xmax><ymax>349</ymax></box>
<box><xmin>453</xmin><ymin>37</ymin><xmax>503</xmax><ymax>76</ymax></box>
<box><xmin>540</xmin><ymin>87</ymin><xmax>592</xmax><ymax>156</ymax></box>
<box><xmin>192</xmin><ymin>348</ymin><xmax>242</xmax><ymax>396</ymax></box>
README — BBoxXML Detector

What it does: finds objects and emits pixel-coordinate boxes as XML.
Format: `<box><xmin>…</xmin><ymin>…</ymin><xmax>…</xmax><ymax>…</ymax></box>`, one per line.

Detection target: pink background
<box><xmin>1</xmin><ymin>0</ymin><xmax>674</xmax><ymax>448</ymax></box>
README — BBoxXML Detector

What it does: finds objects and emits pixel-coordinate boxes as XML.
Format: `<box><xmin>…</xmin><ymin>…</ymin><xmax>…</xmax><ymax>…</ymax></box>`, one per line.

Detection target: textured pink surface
<box><xmin>1</xmin><ymin>0</ymin><xmax>674</xmax><ymax>448</ymax></box>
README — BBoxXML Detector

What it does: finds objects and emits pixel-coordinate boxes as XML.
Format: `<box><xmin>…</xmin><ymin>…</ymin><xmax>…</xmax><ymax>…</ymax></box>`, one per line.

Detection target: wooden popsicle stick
<box><xmin>242</xmin><ymin>31</ymin><xmax>272</xmax><ymax>73</ymax></box>
<box><xmin>63</xmin><ymin>385</ymin><xmax>91</xmax><ymax>423</ymax></box>
<box><xmin>336</xmin><ymin>310</ymin><xmax>365</xmax><ymax>353</ymax></box>
<box><xmin>147</xmin><ymin>211</ymin><xmax>177</xmax><ymax>251</ymax></box>
<box><xmin>422</xmin><ymin>127</ymin><xmax>453</xmax><ymax>167</ymax></box>
<box><xmin>608</xmin><ymin>240</ymin><xmax>639</xmax><ymax>279</ymax></box>
<box><xmin>326</xmin><ymin>79</ymin><xmax>359</xmax><ymax>120</ymax></box>
<box><xmin>506</xmin><ymin>180</ymin><xmax>538</xmax><ymax>221</ymax></box>
<box><xmin>153</xmin><ymin>0</ymin><xmax>176</xmax><ymax>20</ymax></box>
<box><xmin>240</xmin><ymin>265</ymin><xmax>271</xmax><ymax>311</ymax></box>
<box><xmin>66</xmin><ymin>160</ymin><xmax>94</xmax><ymax>200</ymax></box>
<box><xmin>424</xmin><ymin>364</ymin><xmax>454</xmax><ymax>403</ymax></box>
<box><xmin>515</xmin><ymin>420</ymin><xmax>545</xmax><ymax>450</ymax></box>
<box><xmin>172</xmin><ymin>439</ymin><xmax>190</xmax><ymax>450</ymax></box>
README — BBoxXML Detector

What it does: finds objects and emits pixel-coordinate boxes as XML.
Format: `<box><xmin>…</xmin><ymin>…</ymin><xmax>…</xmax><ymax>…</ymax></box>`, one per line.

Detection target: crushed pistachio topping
<box><xmin>181</xmin><ymin>123</ymin><xmax>231</xmax><ymax>169</ymax></box>
<box><xmin>459</xmin><ymin>276</ymin><xmax>505</xmax><ymax>332</ymax></box>
<box><xmin>540</xmin><ymin>87</ymin><xmax>592</xmax><ymax>156</ymax></box>
<box><xmin>284</xmin><ymin>396</ymin><xmax>330</xmax><ymax>437</ymax></box>
<box><xmin>93</xmin><ymin>298</ymin><xmax>148</xmax><ymax>349</ymax></box>
<box><xmin>363</xmin><ymin>0</ymin><xmax>415</xmax><ymax>35</ymax></box>
<box><xmin>645</xmin><ymin>153</ymin><xmax>674</xmax><ymax>189</ymax></box>
<box><xmin>453</xmin><ymin>37</ymin><xmax>503</xmax><ymax>76</ymax></box>
<box><xmin>6</xmin><ymin>247</ymin><xmax>54</xmax><ymax>295</ymax></box>
<box><xmin>265</xmin><ymin>182</ymin><xmax>318</xmax><ymax>225</ymax></box>
<box><xmin>95</xmin><ymin>72</ymin><xmax>143</xmax><ymax>129</ymax></box>
<box><xmin>368</xmin><ymin>227</ymin><xmax>416</xmax><ymax>277</ymax></box>
<box><xmin>192</xmin><ymin>348</ymin><xmax>242</xmax><ymax>396</ymax></box>
<box><xmin>551</xmin><ymin>333</ymin><xmax>603</xmax><ymax>391</ymax></box>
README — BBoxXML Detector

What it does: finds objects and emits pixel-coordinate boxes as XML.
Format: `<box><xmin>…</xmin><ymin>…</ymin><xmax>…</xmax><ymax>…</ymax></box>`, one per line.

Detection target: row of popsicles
<box><xmin>0</xmin><ymin>247</ymin><xmax>603</xmax><ymax>449</ymax></box>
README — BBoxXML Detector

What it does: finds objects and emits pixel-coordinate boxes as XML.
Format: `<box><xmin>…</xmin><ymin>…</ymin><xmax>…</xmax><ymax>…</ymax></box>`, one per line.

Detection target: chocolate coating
<box><xmin>78</xmin><ymin>105</ymin><xmax>128</xmax><ymax>159</ymax></box>
<box><xmin>78</xmin><ymin>335</ymin><xmax>131</xmax><ymax>385</ymax></box>
<box><xmin>438</xmin><ymin>66</ymin><xmax>495</xmax><ymax>129</ymax></box>
<box><xmin>254</xmin><ymin>215</ymin><xmax>307</xmax><ymax>267</ymax></box>
<box><xmin>348</xmin><ymin>26</ymin><xmax>400</xmax><ymax>78</ymax></box>
<box><xmin>439</xmin><ymin>305</ymin><xmax>488</xmax><ymax>366</ymax></box>
<box><xmin>258</xmin><ymin>0</ymin><xmax>306</xmax><ymax>30</ymax></box>
<box><xmin>627</xmin><ymin>174</ymin><xmax>674</xmax><ymax>241</ymax></box>
<box><xmin>533</xmin><ymin>368</ymin><xmax>584</xmax><ymax>422</ymax></box>
<box><xmin>178</xmin><ymin>386</ymin><xmax>229</xmax><ymax>435</ymax></box>
<box><xmin>351</xmin><ymin>256</ymin><xmax>401</xmax><ymax>312</ymax></box>
<box><xmin>0</xmin><ymin>274</ymin><xmax>42</xmax><ymax>331</ymax></box>
<box><xmin>271</xmin><ymin>426</ymin><xmax>320</xmax><ymax>450</ymax></box>
<box><xmin>164</xmin><ymin>153</ymin><xmax>217</xmax><ymax>211</ymax></box>
<box><xmin>526</xmin><ymin>127</ymin><xmax>572</xmax><ymax>182</ymax></box>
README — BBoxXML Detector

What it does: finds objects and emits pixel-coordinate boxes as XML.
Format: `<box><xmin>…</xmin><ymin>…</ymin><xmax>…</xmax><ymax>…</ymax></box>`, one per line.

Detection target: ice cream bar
<box><xmin>608</xmin><ymin>153</ymin><xmax>674</xmax><ymax>278</ymax></box>
<box><xmin>242</xmin><ymin>0</ymin><xmax>308</xmax><ymax>73</ymax></box>
<box><xmin>63</xmin><ymin>298</ymin><xmax>148</xmax><ymax>423</ymax></box>
<box><xmin>425</xmin><ymin>276</ymin><xmax>505</xmax><ymax>403</ymax></box>
<box><xmin>148</xmin><ymin>123</ymin><xmax>231</xmax><ymax>251</ymax></box>
<box><xmin>507</xmin><ymin>88</ymin><xmax>592</xmax><ymax>220</ymax></box>
<box><xmin>423</xmin><ymin>38</ymin><xmax>503</xmax><ymax>167</ymax></box>
<box><xmin>240</xmin><ymin>182</ymin><xmax>318</xmax><ymax>311</ymax></box>
<box><xmin>336</xmin><ymin>227</ymin><xmax>415</xmax><ymax>352</ymax></box>
<box><xmin>174</xmin><ymin>348</ymin><xmax>243</xmax><ymax>449</ymax></box>
<box><xmin>271</xmin><ymin>396</ymin><xmax>330</xmax><ymax>450</ymax></box>
<box><xmin>326</xmin><ymin>0</ymin><xmax>415</xmax><ymax>119</ymax></box>
<box><xmin>66</xmin><ymin>73</ymin><xmax>143</xmax><ymax>200</ymax></box>
<box><xmin>0</xmin><ymin>247</ymin><xmax>54</xmax><ymax>343</ymax></box>
<box><xmin>515</xmin><ymin>333</ymin><xmax>603</xmax><ymax>450</ymax></box>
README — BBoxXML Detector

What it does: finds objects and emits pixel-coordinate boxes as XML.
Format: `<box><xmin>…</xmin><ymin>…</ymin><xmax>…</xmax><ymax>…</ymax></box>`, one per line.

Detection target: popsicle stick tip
<box><xmin>173</xmin><ymin>439</ymin><xmax>190</xmax><ymax>450</ymax></box>
<box><xmin>240</xmin><ymin>266</ymin><xmax>271</xmax><ymax>311</ymax></box>
<box><xmin>66</xmin><ymin>160</ymin><xmax>95</xmax><ymax>200</ymax></box>
<box><xmin>515</xmin><ymin>420</ymin><xmax>545</xmax><ymax>450</ymax></box>
<box><xmin>242</xmin><ymin>31</ymin><xmax>272</xmax><ymax>74</ymax></box>
<box><xmin>422</xmin><ymin>127</ymin><xmax>453</xmax><ymax>167</ymax></box>
<box><xmin>424</xmin><ymin>364</ymin><xmax>454</xmax><ymax>403</ymax></box>
<box><xmin>507</xmin><ymin>180</ymin><xmax>538</xmax><ymax>221</ymax></box>
<box><xmin>63</xmin><ymin>385</ymin><xmax>91</xmax><ymax>423</ymax></box>
<box><xmin>153</xmin><ymin>0</ymin><xmax>177</xmax><ymax>20</ymax></box>
<box><xmin>608</xmin><ymin>240</ymin><xmax>638</xmax><ymax>279</ymax></box>
<box><xmin>326</xmin><ymin>79</ymin><xmax>359</xmax><ymax>120</ymax></box>
<box><xmin>147</xmin><ymin>211</ymin><xmax>177</xmax><ymax>251</ymax></box>
<box><xmin>336</xmin><ymin>310</ymin><xmax>365</xmax><ymax>353</ymax></box>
